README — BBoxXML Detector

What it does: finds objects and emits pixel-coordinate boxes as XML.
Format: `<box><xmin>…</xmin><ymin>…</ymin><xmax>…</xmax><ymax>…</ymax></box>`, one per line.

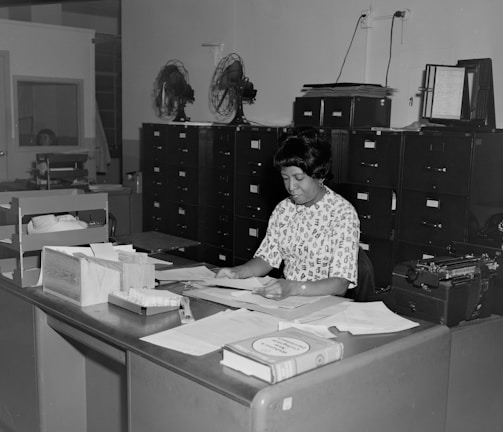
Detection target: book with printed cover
<box><xmin>221</xmin><ymin>327</ymin><xmax>344</xmax><ymax>383</ymax></box>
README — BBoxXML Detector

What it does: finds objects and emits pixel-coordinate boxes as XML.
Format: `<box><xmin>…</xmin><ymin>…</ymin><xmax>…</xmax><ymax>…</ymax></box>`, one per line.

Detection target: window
<box><xmin>15</xmin><ymin>77</ymin><xmax>83</xmax><ymax>147</ymax></box>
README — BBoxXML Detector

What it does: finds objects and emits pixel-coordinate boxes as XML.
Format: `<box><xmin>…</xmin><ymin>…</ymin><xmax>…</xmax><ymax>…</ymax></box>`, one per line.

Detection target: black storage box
<box><xmin>293</xmin><ymin>96</ymin><xmax>391</xmax><ymax>128</ymax></box>
<box><xmin>390</xmin><ymin>255</ymin><xmax>498</xmax><ymax>327</ymax></box>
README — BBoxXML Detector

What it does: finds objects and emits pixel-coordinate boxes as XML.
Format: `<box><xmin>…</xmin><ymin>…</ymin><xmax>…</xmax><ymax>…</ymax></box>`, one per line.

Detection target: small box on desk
<box><xmin>294</xmin><ymin>97</ymin><xmax>391</xmax><ymax>128</ymax></box>
<box><xmin>42</xmin><ymin>246</ymin><xmax>155</xmax><ymax>307</ymax></box>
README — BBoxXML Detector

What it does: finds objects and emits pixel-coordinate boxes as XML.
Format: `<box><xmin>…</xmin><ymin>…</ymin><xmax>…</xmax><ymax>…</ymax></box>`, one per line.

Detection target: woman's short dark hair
<box><xmin>274</xmin><ymin>127</ymin><xmax>332</xmax><ymax>180</ymax></box>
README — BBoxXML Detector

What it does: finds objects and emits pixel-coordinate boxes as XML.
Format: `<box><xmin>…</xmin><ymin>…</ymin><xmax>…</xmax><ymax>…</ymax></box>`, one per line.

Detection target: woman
<box><xmin>216</xmin><ymin>128</ymin><xmax>360</xmax><ymax>300</ymax></box>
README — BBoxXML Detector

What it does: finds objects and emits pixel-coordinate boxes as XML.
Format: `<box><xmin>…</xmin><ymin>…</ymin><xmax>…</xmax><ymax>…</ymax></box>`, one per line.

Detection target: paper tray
<box><xmin>108</xmin><ymin>293</ymin><xmax>180</xmax><ymax>316</ymax></box>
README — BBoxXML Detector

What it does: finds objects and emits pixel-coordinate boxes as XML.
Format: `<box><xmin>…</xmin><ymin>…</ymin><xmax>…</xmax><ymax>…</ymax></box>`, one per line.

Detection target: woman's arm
<box><xmin>214</xmin><ymin>257</ymin><xmax>273</xmax><ymax>279</ymax></box>
<box><xmin>254</xmin><ymin>276</ymin><xmax>350</xmax><ymax>300</ymax></box>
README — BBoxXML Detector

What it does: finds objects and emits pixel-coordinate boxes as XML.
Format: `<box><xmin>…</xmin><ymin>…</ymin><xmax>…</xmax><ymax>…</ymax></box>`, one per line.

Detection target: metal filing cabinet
<box><xmin>337</xmin><ymin>130</ymin><xmax>402</xmax><ymax>288</ymax></box>
<box><xmin>397</xmin><ymin>130</ymin><xmax>473</xmax><ymax>262</ymax></box>
<box><xmin>233</xmin><ymin>126</ymin><xmax>285</xmax><ymax>264</ymax></box>
<box><xmin>142</xmin><ymin>123</ymin><xmax>211</xmax><ymax>260</ymax></box>
<box><xmin>202</xmin><ymin>125</ymin><xmax>236</xmax><ymax>267</ymax></box>
<box><xmin>142</xmin><ymin>123</ymin><xmax>284</xmax><ymax>268</ymax></box>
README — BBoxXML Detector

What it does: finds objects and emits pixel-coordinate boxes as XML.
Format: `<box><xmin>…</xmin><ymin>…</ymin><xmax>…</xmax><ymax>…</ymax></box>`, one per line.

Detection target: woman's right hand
<box><xmin>214</xmin><ymin>267</ymin><xmax>241</xmax><ymax>279</ymax></box>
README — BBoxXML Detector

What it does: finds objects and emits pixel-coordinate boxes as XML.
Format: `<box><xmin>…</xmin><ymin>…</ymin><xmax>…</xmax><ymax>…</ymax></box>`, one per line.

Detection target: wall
<box><xmin>122</xmin><ymin>0</ymin><xmax>503</xmax><ymax>172</ymax></box>
<box><xmin>0</xmin><ymin>18</ymin><xmax>95</xmax><ymax>181</ymax></box>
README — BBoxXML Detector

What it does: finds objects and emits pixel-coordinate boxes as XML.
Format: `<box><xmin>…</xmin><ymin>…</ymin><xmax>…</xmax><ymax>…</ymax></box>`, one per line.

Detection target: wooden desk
<box><xmin>0</xmin><ymin>257</ymin><xmax>453</xmax><ymax>432</ymax></box>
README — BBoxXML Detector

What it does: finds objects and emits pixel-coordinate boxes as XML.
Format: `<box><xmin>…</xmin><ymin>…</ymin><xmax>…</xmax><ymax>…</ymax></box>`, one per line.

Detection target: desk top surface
<box><xmin>115</xmin><ymin>231</ymin><xmax>201</xmax><ymax>253</ymax></box>
<box><xmin>0</xmin><ymin>255</ymin><xmax>451</xmax><ymax>407</ymax></box>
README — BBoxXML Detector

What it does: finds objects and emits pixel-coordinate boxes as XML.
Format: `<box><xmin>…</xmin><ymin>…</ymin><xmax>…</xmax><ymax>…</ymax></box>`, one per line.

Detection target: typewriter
<box><xmin>391</xmin><ymin>254</ymin><xmax>499</xmax><ymax>327</ymax></box>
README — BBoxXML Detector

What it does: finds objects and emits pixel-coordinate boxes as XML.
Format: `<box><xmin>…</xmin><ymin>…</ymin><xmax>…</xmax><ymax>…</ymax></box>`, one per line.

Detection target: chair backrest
<box><xmin>345</xmin><ymin>247</ymin><xmax>376</xmax><ymax>302</ymax></box>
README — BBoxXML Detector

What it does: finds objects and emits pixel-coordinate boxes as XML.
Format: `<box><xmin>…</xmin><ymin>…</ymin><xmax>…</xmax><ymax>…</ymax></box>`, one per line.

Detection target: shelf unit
<box><xmin>0</xmin><ymin>189</ymin><xmax>108</xmax><ymax>287</ymax></box>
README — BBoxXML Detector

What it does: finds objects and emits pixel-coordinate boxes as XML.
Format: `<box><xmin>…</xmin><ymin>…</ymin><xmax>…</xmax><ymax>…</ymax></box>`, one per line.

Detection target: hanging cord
<box><xmin>335</xmin><ymin>14</ymin><xmax>365</xmax><ymax>84</ymax></box>
<box><xmin>385</xmin><ymin>13</ymin><xmax>400</xmax><ymax>87</ymax></box>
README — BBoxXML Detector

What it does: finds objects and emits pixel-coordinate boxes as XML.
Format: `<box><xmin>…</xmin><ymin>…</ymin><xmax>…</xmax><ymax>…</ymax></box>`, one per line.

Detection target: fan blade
<box><xmin>220</xmin><ymin>60</ymin><xmax>243</xmax><ymax>89</ymax></box>
<box><xmin>217</xmin><ymin>87</ymin><xmax>229</xmax><ymax>110</ymax></box>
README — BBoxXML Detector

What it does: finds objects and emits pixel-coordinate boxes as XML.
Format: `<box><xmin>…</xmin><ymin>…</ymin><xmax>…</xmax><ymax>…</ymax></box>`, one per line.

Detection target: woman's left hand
<box><xmin>253</xmin><ymin>278</ymin><xmax>297</xmax><ymax>300</ymax></box>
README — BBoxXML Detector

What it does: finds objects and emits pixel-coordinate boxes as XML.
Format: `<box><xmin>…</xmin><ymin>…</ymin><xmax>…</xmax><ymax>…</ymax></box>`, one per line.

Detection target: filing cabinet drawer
<box><xmin>165</xmin><ymin>167</ymin><xmax>200</xmax><ymax>204</ymax></box>
<box><xmin>235</xmin><ymin>128</ymin><xmax>278</xmax><ymax>176</ymax></box>
<box><xmin>234</xmin><ymin>175</ymin><xmax>279</xmax><ymax>220</ymax></box>
<box><xmin>338</xmin><ymin>184</ymin><xmax>396</xmax><ymax>238</ymax></box>
<box><xmin>293</xmin><ymin>97</ymin><xmax>322</xmax><ymax>126</ymax></box>
<box><xmin>164</xmin><ymin>203</ymin><xmax>199</xmax><ymax>240</ymax></box>
<box><xmin>203</xmin><ymin>210</ymin><xmax>234</xmax><ymax>249</ymax></box>
<box><xmin>344</xmin><ymin>131</ymin><xmax>401</xmax><ymax>187</ymax></box>
<box><xmin>206</xmin><ymin>170</ymin><xmax>234</xmax><ymax>210</ymax></box>
<box><xmin>166</xmin><ymin>126</ymin><xmax>201</xmax><ymax>167</ymax></box>
<box><xmin>234</xmin><ymin>217</ymin><xmax>268</xmax><ymax>260</ymax></box>
<box><xmin>399</xmin><ymin>191</ymin><xmax>467</xmax><ymax>244</ymax></box>
<box><xmin>143</xmin><ymin>194</ymin><xmax>175</xmax><ymax>232</ymax></box>
<box><xmin>203</xmin><ymin>245</ymin><xmax>233</xmax><ymax>267</ymax></box>
<box><xmin>402</xmin><ymin>133</ymin><xmax>472</xmax><ymax>194</ymax></box>
<box><xmin>396</xmin><ymin>241</ymin><xmax>449</xmax><ymax>263</ymax></box>
<box><xmin>212</xmin><ymin>138</ymin><xmax>234</xmax><ymax>171</ymax></box>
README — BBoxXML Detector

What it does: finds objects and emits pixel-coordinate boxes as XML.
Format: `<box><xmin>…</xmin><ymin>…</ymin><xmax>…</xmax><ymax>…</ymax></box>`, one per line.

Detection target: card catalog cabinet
<box><xmin>202</xmin><ymin>125</ymin><xmax>237</xmax><ymax>266</ymax></box>
<box><xmin>142</xmin><ymin>124</ymin><xmax>284</xmax><ymax>267</ymax></box>
<box><xmin>142</xmin><ymin>124</ymin><xmax>211</xmax><ymax>260</ymax></box>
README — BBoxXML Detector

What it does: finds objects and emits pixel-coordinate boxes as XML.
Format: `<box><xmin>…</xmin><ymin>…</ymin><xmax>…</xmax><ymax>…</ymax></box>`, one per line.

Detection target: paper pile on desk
<box><xmin>141</xmin><ymin>308</ymin><xmax>283</xmax><ymax>356</ymax></box>
<box><xmin>155</xmin><ymin>265</ymin><xmax>274</xmax><ymax>291</ymax></box>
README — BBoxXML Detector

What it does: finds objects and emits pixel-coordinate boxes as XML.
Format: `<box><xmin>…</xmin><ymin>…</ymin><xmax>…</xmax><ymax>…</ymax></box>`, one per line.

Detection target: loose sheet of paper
<box><xmin>155</xmin><ymin>265</ymin><xmax>216</xmax><ymax>281</ymax></box>
<box><xmin>140</xmin><ymin>308</ymin><xmax>282</xmax><ymax>355</ymax></box>
<box><xmin>300</xmin><ymin>301</ymin><xmax>419</xmax><ymax>335</ymax></box>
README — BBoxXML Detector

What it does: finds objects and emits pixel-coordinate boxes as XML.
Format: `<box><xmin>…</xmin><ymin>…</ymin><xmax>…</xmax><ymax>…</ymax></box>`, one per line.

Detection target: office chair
<box><xmin>345</xmin><ymin>247</ymin><xmax>376</xmax><ymax>302</ymax></box>
<box><xmin>108</xmin><ymin>212</ymin><xmax>117</xmax><ymax>242</ymax></box>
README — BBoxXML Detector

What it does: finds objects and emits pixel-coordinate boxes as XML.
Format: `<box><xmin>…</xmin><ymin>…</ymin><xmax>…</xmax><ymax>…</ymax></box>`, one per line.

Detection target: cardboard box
<box><xmin>42</xmin><ymin>246</ymin><xmax>155</xmax><ymax>306</ymax></box>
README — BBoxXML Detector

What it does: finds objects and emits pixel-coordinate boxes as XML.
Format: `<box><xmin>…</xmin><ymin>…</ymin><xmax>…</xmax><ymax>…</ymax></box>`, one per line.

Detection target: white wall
<box><xmin>0</xmin><ymin>19</ymin><xmax>95</xmax><ymax>180</ymax></box>
<box><xmin>122</xmin><ymin>0</ymin><xmax>503</xmax><ymax>171</ymax></box>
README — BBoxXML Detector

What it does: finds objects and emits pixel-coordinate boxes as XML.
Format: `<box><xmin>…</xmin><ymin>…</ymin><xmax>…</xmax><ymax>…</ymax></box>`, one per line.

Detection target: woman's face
<box><xmin>281</xmin><ymin>166</ymin><xmax>323</xmax><ymax>206</ymax></box>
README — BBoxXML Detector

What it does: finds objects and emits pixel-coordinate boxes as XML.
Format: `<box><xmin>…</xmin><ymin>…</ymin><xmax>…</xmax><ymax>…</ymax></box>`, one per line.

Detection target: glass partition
<box><xmin>15</xmin><ymin>77</ymin><xmax>83</xmax><ymax>147</ymax></box>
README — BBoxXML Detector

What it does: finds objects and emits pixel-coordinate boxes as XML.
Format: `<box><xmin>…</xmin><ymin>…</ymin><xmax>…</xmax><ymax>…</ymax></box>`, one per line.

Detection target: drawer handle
<box><xmin>248</xmin><ymin>162</ymin><xmax>262</xmax><ymax>167</ymax></box>
<box><xmin>218</xmin><ymin>191</ymin><xmax>231</xmax><ymax>197</ymax></box>
<box><xmin>421</xmin><ymin>220</ymin><xmax>443</xmax><ymax>229</ymax></box>
<box><xmin>424</xmin><ymin>165</ymin><xmax>447</xmax><ymax>173</ymax></box>
<box><xmin>217</xmin><ymin>231</ymin><xmax>230</xmax><ymax>237</ymax></box>
<box><xmin>178</xmin><ymin>147</ymin><xmax>189</xmax><ymax>153</ymax></box>
<box><xmin>177</xmin><ymin>186</ymin><xmax>189</xmax><ymax>192</ymax></box>
<box><xmin>361</xmin><ymin>214</ymin><xmax>372</xmax><ymax>220</ymax></box>
<box><xmin>218</xmin><ymin>150</ymin><xmax>231</xmax><ymax>156</ymax></box>
<box><xmin>177</xmin><ymin>224</ymin><xmax>188</xmax><ymax>229</ymax></box>
<box><xmin>360</xmin><ymin>162</ymin><xmax>379</xmax><ymax>168</ymax></box>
